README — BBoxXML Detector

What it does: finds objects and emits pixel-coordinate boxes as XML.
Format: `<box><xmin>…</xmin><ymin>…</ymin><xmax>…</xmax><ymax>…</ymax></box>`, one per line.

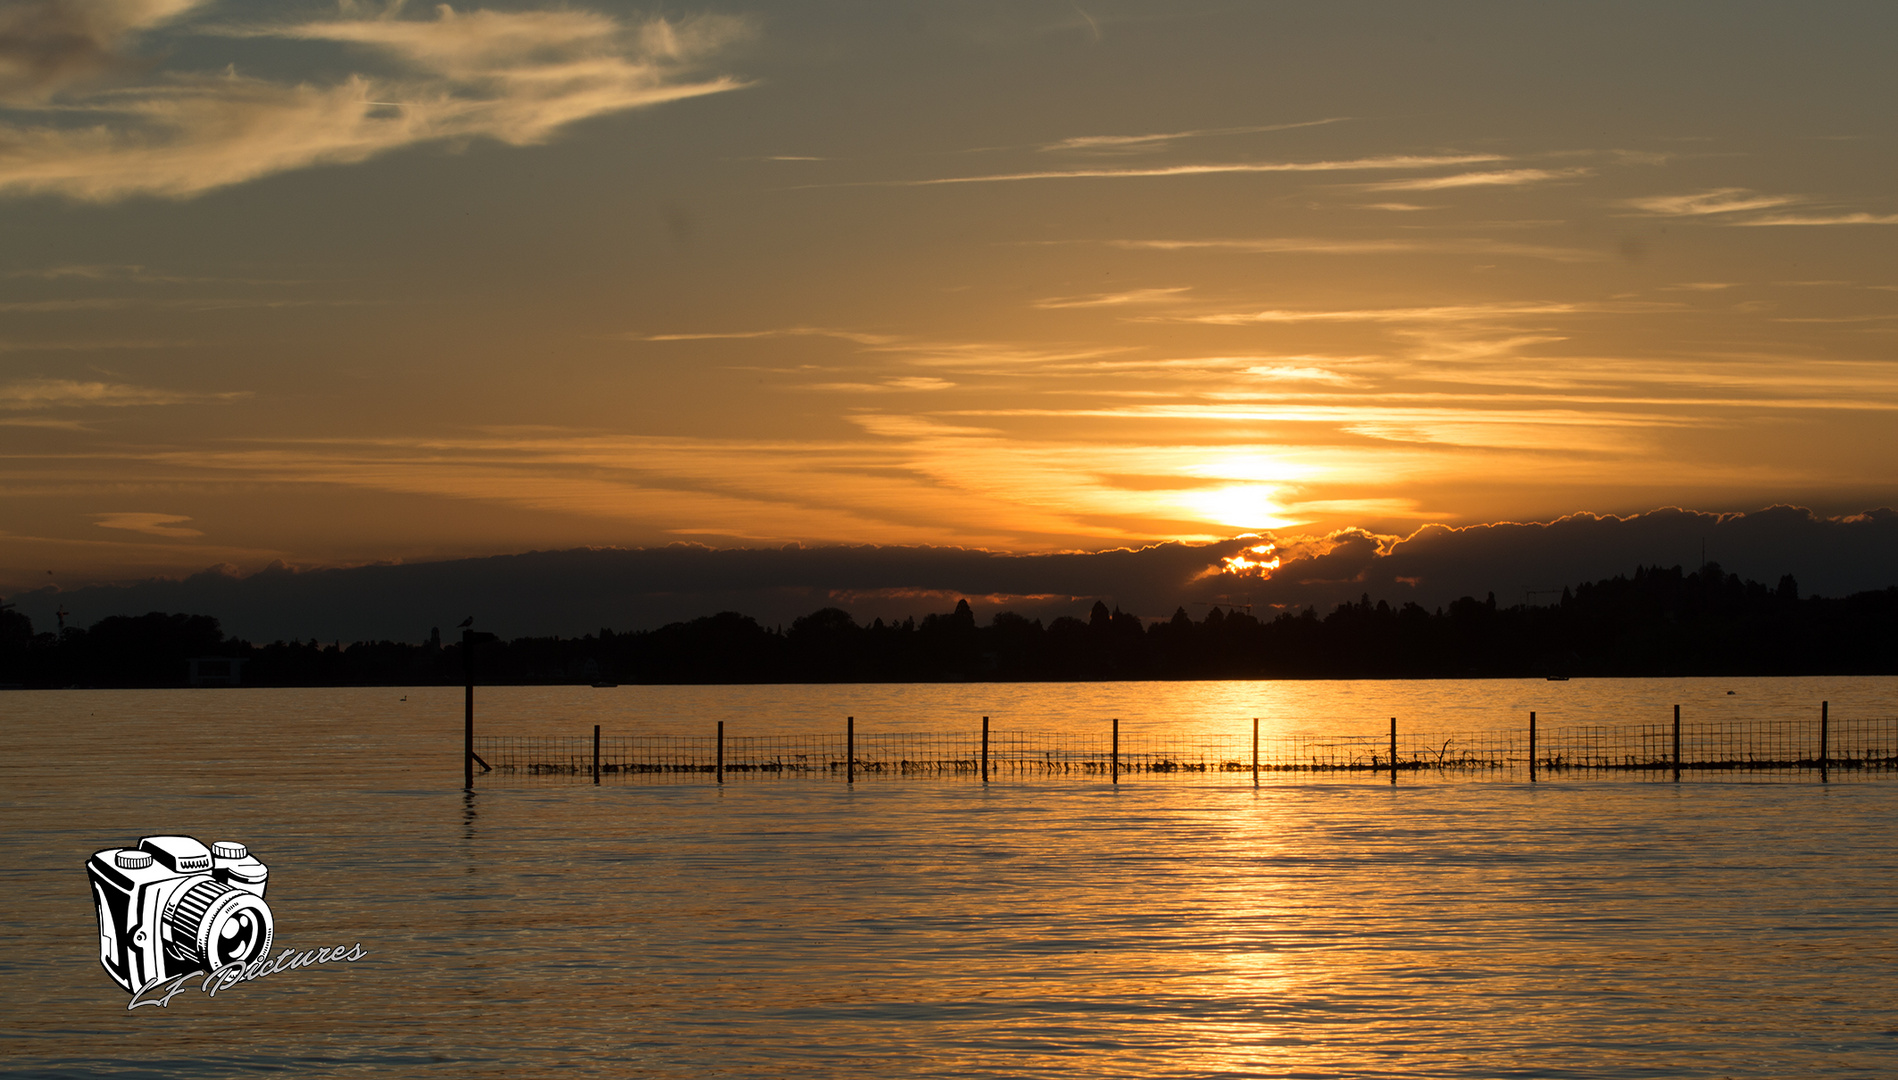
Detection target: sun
<box><xmin>1182</xmin><ymin>485</ymin><xmax>1298</xmax><ymax>531</ymax></box>
<box><xmin>1220</xmin><ymin>542</ymin><xmax>1282</xmax><ymax>576</ymax></box>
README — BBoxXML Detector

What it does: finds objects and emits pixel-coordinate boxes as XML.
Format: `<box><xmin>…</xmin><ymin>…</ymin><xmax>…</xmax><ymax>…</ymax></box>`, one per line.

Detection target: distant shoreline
<box><xmin>6</xmin><ymin>563</ymin><xmax>1896</xmax><ymax>688</ymax></box>
<box><xmin>6</xmin><ymin>673</ymin><xmax>1898</xmax><ymax>693</ymax></box>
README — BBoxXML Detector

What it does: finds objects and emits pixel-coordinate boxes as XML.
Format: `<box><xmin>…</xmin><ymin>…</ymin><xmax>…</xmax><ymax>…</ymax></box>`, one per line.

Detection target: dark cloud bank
<box><xmin>13</xmin><ymin>506</ymin><xmax>1897</xmax><ymax>644</ymax></box>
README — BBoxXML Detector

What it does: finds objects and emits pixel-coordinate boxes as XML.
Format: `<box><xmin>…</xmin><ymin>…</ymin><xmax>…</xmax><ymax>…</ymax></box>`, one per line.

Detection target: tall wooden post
<box><xmin>592</xmin><ymin>724</ymin><xmax>601</xmax><ymax>784</ymax></box>
<box><xmin>717</xmin><ymin>720</ymin><xmax>725</xmax><ymax>784</ymax></box>
<box><xmin>846</xmin><ymin>716</ymin><xmax>855</xmax><ymax>784</ymax></box>
<box><xmin>1672</xmin><ymin>704</ymin><xmax>1682</xmax><ymax>783</ymax></box>
<box><xmin>1820</xmin><ymin>700</ymin><xmax>1829</xmax><ymax>783</ymax></box>
<box><xmin>981</xmin><ymin>715</ymin><xmax>989</xmax><ymax>784</ymax></box>
<box><xmin>1111</xmin><ymin>718</ymin><xmax>1119</xmax><ymax>785</ymax></box>
<box><xmin>1389</xmin><ymin>717</ymin><xmax>1398</xmax><ymax>785</ymax></box>
<box><xmin>1529</xmin><ymin>711</ymin><xmax>1537</xmax><ymax>782</ymax></box>
<box><xmin>1252</xmin><ymin>717</ymin><xmax>1259</xmax><ymax>789</ymax></box>
<box><xmin>462</xmin><ymin>627</ymin><xmax>474</xmax><ymax>792</ymax></box>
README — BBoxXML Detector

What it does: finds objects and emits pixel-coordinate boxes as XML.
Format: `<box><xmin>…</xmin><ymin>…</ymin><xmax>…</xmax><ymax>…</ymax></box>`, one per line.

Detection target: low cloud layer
<box><xmin>0</xmin><ymin>2</ymin><xmax>751</xmax><ymax>200</ymax></box>
<box><xmin>1245</xmin><ymin>505</ymin><xmax>1898</xmax><ymax>611</ymax></box>
<box><xmin>11</xmin><ymin>506</ymin><xmax>1895</xmax><ymax>645</ymax></box>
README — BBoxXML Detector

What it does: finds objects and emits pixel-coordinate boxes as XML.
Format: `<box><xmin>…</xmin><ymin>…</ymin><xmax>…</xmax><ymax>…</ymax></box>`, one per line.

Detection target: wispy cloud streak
<box><xmin>1356</xmin><ymin>168</ymin><xmax>1589</xmax><ymax>191</ymax></box>
<box><xmin>1157</xmin><ymin>301</ymin><xmax>1680</xmax><ymax>326</ymax></box>
<box><xmin>1622</xmin><ymin>189</ymin><xmax>1799</xmax><ymax>216</ymax></box>
<box><xmin>1039</xmin><ymin>117</ymin><xmax>1350</xmax><ymax>153</ymax></box>
<box><xmin>1115</xmin><ymin>237</ymin><xmax>1604</xmax><ymax>261</ymax></box>
<box><xmin>0</xmin><ymin>0</ymin><xmax>200</xmax><ymax>103</ymax></box>
<box><xmin>0</xmin><ymin>6</ymin><xmax>753</xmax><ymax>201</ymax></box>
<box><xmin>91</xmin><ymin>511</ymin><xmax>202</xmax><ymax>537</ymax></box>
<box><xmin>850</xmin><ymin>154</ymin><xmax>1504</xmax><ymax>188</ymax></box>
<box><xmin>1736</xmin><ymin>212</ymin><xmax>1898</xmax><ymax>227</ymax></box>
<box><xmin>0</xmin><ymin>377</ymin><xmax>245</xmax><ymax>408</ymax></box>
<box><xmin>1032</xmin><ymin>287</ymin><xmax>1192</xmax><ymax>308</ymax></box>
<box><xmin>627</xmin><ymin>326</ymin><xmax>899</xmax><ymax>345</ymax></box>
<box><xmin>1620</xmin><ymin>189</ymin><xmax>1898</xmax><ymax>226</ymax></box>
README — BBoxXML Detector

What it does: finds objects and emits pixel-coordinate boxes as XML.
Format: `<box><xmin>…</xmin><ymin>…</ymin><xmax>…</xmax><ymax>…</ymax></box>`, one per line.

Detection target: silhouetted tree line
<box><xmin>2</xmin><ymin>563</ymin><xmax>1895</xmax><ymax>688</ymax></box>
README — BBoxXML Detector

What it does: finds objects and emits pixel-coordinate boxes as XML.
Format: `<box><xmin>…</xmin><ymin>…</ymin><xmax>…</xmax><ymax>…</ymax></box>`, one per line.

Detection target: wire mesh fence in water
<box><xmin>472</xmin><ymin>711</ymin><xmax>1898</xmax><ymax>784</ymax></box>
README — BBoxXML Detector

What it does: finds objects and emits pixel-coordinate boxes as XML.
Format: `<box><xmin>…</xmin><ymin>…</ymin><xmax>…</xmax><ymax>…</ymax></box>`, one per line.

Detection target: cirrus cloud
<box><xmin>0</xmin><ymin>0</ymin><xmax>199</xmax><ymax>103</ymax></box>
<box><xmin>1735</xmin><ymin>211</ymin><xmax>1898</xmax><ymax>227</ymax></box>
<box><xmin>1619</xmin><ymin>189</ymin><xmax>1898</xmax><ymax>226</ymax></box>
<box><xmin>1355</xmin><ymin>167</ymin><xmax>1590</xmax><ymax>192</ymax></box>
<box><xmin>0</xmin><ymin>4</ymin><xmax>754</xmax><ymax>201</ymax></box>
<box><xmin>0</xmin><ymin>377</ymin><xmax>246</xmax><ymax>408</ymax></box>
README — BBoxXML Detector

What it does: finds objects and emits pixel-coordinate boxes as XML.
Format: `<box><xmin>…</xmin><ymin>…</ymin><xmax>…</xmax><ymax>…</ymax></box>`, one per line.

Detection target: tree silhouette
<box><xmin>3</xmin><ymin>563</ymin><xmax>1893</xmax><ymax>686</ymax></box>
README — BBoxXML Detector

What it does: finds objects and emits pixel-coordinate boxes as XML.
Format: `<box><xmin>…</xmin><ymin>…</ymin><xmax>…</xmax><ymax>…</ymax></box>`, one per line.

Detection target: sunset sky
<box><xmin>3</xmin><ymin>1</ymin><xmax>1895</xmax><ymax>597</ymax></box>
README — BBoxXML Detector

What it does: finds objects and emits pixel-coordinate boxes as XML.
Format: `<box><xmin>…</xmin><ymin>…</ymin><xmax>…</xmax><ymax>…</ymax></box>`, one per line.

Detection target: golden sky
<box><xmin>2</xmin><ymin>0</ymin><xmax>1896</xmax><ymax>591</ymax></box>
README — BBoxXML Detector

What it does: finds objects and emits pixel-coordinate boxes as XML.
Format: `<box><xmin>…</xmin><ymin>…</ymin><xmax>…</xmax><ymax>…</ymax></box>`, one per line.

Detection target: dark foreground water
<box><xmin>5</xmin><ymin>682</ymin><xmax>1898</xmax><ymax>1078</ymax></box>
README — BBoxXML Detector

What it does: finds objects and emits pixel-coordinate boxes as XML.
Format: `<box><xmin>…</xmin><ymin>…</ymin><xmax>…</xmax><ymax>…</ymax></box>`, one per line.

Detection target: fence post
<box><xmin>1111</xmin><ymin>718</ymin><xmax>1119</xmax><ymax>785</ymax></box>
<box><xmin>1390</xmin><ymin>717</ymin><xmax>1398</xmax><ymax>785</ymax></box>
<box><xmin>1252</xmin><ymin>717</ymin><xmax>1259</xmax><ymax>789</ymax></box>
<box><xmin>717</xmin><ymin>720</ymin><xmax>725</xmax><ymax>785</ymax></box>
<box><xmin>847</xmin><ymin>716</ymin><xmax>855</xmax><ymax>784</ymax></box>
<box><xmin>1672</xmin><ymin>704</ymin><xmax>1681</xmax><ymax>783</ymax></box>
<box><xmin>981</xmin><ymin>715</ymin><xmax>989</xmax><ymax>784</ymax></box>
<box><xmin>1529</xmin><ymin>711</ymin><xmax>1537</xmax><ymax>782</ymax></box>
<box><xmin>593</xmin><ymin>724</ymin><xmax>600</xmax><ymax>785</ymax></box>
<box><xmin>1821</xmin><ymin>700</ymin><xmax>1829</xmax><ymax>783</ymax></box>
<box><xmin>463</xmin><ymin>627</ymin><xmax>475</xmax><ymax>792</ymax></box>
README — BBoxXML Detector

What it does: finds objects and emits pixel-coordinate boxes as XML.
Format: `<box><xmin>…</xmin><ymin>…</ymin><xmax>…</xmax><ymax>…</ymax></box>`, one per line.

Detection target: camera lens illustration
<box><xmin>165</xmin><ymin>879</ymin><xmax>274</xmax><ymax>969</ymax></box>
<box><xmin>217</xmin><ymin>906</ymin><xmax>266</xmax><ymax>965</ymax></box>
<box><xmin>86</xmin><ymin>836</ymin><xmax>274</xmax><ymax>995</ymax></box>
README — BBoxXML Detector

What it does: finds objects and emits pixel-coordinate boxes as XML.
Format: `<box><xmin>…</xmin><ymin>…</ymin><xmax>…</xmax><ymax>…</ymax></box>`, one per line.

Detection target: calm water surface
<box><xmin>420</xmin><ymin>674</ymin><xmax>1890</xmax><ymax>738</ymax></box>
<box><xmin>5</xmin><ymin>680</ymin><xmax>1897</xmax><ymax>1078</ymax></box>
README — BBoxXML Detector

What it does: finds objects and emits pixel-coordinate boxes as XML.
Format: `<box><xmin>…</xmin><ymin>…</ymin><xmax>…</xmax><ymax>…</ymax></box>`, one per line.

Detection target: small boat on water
<box><xmin>591</xmin><ymin>681</ymin><xmax>618</xmax><ymax>688</ymax></box>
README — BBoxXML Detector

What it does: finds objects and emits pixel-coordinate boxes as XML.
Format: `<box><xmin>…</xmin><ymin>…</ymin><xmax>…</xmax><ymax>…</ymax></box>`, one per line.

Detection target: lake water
<box><xmin>6</xmin><ymin>679</ymin><xmax>1898</xmax><ymax>1078</ymax></box>
<box><xmin>379</xmin><ymin>673</ymin><xmax>1886</xmax><ymax>738</ymax></box>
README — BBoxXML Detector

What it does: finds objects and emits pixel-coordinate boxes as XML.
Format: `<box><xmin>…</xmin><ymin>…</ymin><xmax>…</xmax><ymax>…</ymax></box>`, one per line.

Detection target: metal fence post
<box><xmin>1252</xmin><ymin>717</ymin><xmax>1259</xmax><ymax>788</ymax></box>
<box><xmin>1673</xmin><ymin>704</ymin><xmax>1682</xmax><ymax>783</ymax></box>
<box><xmin>981</xmin><ymin>715</ymin><xmax>989</xmax><ymax>784</ymax></box>
<box><xmin>593</xmin><ymin>724</ymin><xmax>600</xmax><ymax>785</ymax></box>
<box><xmin>1111</xmin><ymin>718</ymin><xmax>1119</xmax><ymax>785</ymax></box>
<box><xmin>1529</xmin><ymin>711</ymin><xmax>1537</xmax><ymax>782</ymax></box>
<box><xmin>717</xmin><ymin>720</ymin><xmax>725</xmax><ymax>785</ymax></box>
<box><xmin>846</xmin><ymin>716</ymin><xmax>855</xmax><ymax>784</ymax></box>
<box><xmin>1390</xmin><ymin>717</ymin><xmax>1398</xmax><ymax>785</ymax></box>
<box><xmin>463</xmin><ymin>627</ymin><xmax>475</xmax><ymax>791</ymax></box>
<box><xmin>1821</xmin><ymin>700</ymin><xmax>1829</xmax><ymax>783</ymax></box>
